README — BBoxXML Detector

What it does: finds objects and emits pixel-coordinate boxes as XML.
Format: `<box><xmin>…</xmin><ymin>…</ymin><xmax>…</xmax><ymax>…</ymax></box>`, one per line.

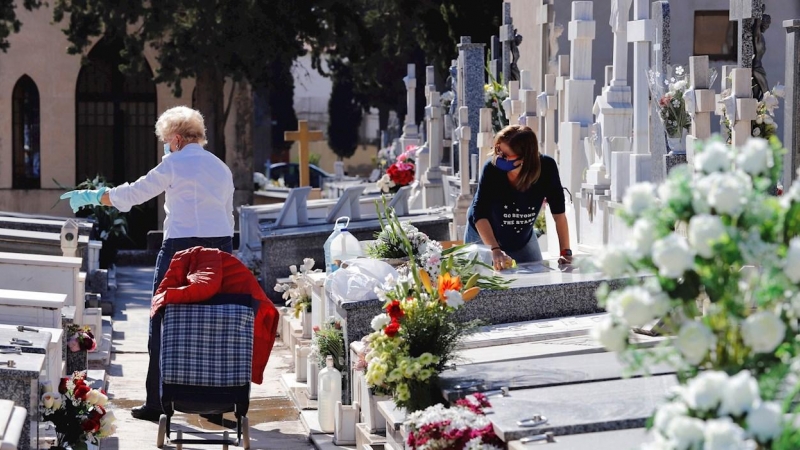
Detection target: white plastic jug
<box><xmin>317</xmin><ymin>355</ymin><xmax>342</xmax><ymax>433</ymax></box>
<box><xmin>329</xmin><ymin>226</ymin><xmax>363</xmax><ymax>272</ymax></box>
<box><xmin>324</xmin><ymin>217</ymin><xmax>350</xmax><ymax>273</ymax></box>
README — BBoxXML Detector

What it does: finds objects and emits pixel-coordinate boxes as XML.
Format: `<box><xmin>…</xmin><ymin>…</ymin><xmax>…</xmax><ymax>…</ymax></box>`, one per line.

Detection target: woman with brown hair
<box><xmin>465</xmin><ymin>125</ymin><xmax>573</xmax><ymax>270</ymax></box>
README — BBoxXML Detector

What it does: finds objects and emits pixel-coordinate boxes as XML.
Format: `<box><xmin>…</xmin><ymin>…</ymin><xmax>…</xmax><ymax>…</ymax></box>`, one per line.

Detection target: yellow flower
<box><xmin>437</xmin><ymin>272</ymin><xmax>462</xmax><ymax>300</ymax></box>
<box><xmin>418</xmin><ymin>352</ymin><xmax>437</xmax><ymax>366</ymax></box>
<box><xmin>387</xmin><ymin>368</ymin><xmax>404</xmax><ymax>383</ymax></box>
<box><xmin>396</xmin><ymin>383</ymin><xmax>411</xmax><ymax>401</ymax></box>
<box><xmin>418</xmin><ymin>369</ymin><xmax>433</xmax><ymax>381</ymax></box>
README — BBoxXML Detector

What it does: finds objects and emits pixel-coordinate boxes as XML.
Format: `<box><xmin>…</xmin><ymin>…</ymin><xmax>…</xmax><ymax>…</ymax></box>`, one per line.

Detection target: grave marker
<box><xmin>684</xmin><ymin>56</ymin><xmax>717</xmax><ymax>165</ymax></box>
<box><xmin>457</xmin><ymin>37</ymin><xmax>486</xmax><ymax>160</ymax></box>
<box><xmin>730</xmin><ymin>0</ymin><xmax>764</xmax><ymax>68</ymax></box>
<box><xmin>539</xmin><ymin>74</ymin><xmax>557</xmax><ymax>158</ymax></box>
<box><xmin>628</xmin><ymin>0</ymin><xmax>653</xmax><ymax>185</ymax></box>
<box><xmin>500</xmin><ymin>2</ymin><xmax>513</xmax><ymax>84</ymax></box>
<box><xmin>722</xmin><ymin>68</ymin><xmax>758</xmax><ymax>146</ymax></box>
<box><xmin>452</xmin><ymin>107</ymin><xmax>472</xmax><ymax>241</ymax></box>
<box><xmin>784</xmin><ymin>20</ymin><xmax>800</xmax><ymax>185</ymax></box>
<box><xmin>422</xmin><ymin>91</ymin><xmax>445</xmax><ymax>208</ymax></box>
<box><xmin>649</xmin><ymin>1</ymin><xmax>670</xmax><ymax>183</ymax></box>
<box><xmin>285</xmin><ymin>121</ymin><xmax>324</xmax><ymax>188</ymax></box>
<box><xmin>400</xmin><ymin>64</ymin><xmax>420</xmax><ymax>150</ymax></box>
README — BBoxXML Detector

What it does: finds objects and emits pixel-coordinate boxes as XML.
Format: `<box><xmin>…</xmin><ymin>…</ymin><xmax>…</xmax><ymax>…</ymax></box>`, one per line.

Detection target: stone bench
<box><xmin>0</xmin><ymin>253</ymin><xmax>84</xmax><ymax>326</ymax></box>
<box><xmin>0</xmin><ymin>399</ymin><xmax>27</xmax><ymax>450</ymax></box>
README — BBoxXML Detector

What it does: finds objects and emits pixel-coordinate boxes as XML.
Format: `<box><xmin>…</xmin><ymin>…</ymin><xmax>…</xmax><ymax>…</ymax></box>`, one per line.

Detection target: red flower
<box><xmin>384</xmin><ymin>320</ymin><xmax>400</xmax><ymax>337</ymax></box>
<box><xmin>386</xmin><ymin>300</ymin><xmax>404</xmax><ymax>320</ymax></box>
<box><xmin>312</xmin><ymin>326</ymin><xmax>320</xmax><ymax>333</ymax></box>
<box><xmin>81</xmin><ymin>417</ymin><xmax>101</xmax><ymax>433</ymax></box>
<box><xmin>73</xmin><ymin>383</ymin><xmax>91</xmax><ymax>400</ymax></box>
<box><xmin>58</xmin><ymin>377</ymin><xmax>68</xmax><ymax>394</ymax></box>
<box><xmin>387</xmin><ymin>162</ymin><xmax>415</xmax><ymax>187</ymax></box>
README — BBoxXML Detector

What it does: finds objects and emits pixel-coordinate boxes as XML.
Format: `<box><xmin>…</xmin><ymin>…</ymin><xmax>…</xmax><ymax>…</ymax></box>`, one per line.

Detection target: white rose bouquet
<box><xmin>585</xmin><ymin>136</ymin><xmax>800</xmax><ymax>448</ymax></box>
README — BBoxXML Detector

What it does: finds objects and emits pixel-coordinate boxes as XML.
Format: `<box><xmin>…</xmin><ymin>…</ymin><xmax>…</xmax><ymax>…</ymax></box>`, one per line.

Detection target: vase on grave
<box><xmin>666</xmin><ymin>129</ymin><xmax>688</xmax><ymax>155</ymax></box>
<box><xmin>361</xmin><ymin>382</ymin><xmax>391</xmax><ymax>433</ymax></box>
<box><xmin>404</xmin><ymin>378</ymin><xmax>443</xmax><ymax>413</ymax></box>
<box><xmin>307</xmin><ymin>354</ymin><xmax>318</xmax><ymax>400</ymax></box>
<box><xmin>301</xmin><ymin>310</ymin><xmax>312</xmax><ymax>339</ymax></box>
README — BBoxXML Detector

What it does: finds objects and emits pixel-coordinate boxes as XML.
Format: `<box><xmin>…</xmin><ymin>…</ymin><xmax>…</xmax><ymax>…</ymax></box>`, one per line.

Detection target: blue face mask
<box><xmin>494</xmin><ymin>156</ymin><xmax>520</xmax><ymax>172</ymax></box>
<box><xmin>163</xmin><ymin>143</ymin><xmax>171</xmax><ymax>156</ymax></box>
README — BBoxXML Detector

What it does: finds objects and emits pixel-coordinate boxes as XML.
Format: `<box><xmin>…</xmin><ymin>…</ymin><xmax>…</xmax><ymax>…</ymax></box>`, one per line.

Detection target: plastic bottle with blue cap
<box><xmin>329</xmin><ymin>221</ymin><xmax>364</xmax><ymax>272</ymax></box>
<box><xmin>324</xmin><ymin>217</ymin><xmax>350</xmax><ymax>273</ymax></box>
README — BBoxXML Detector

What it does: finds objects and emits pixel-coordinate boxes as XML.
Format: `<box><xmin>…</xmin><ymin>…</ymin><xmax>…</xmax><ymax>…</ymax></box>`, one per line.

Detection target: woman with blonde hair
<box><xmin>465</xmin><ymin>125</ymin><xmax>573</xmax><ymax>270</ymax></box>
<box><xmin>61</xmin><ymin>105</ymin><xmax>235</xmax><ymax>420</ymax></box>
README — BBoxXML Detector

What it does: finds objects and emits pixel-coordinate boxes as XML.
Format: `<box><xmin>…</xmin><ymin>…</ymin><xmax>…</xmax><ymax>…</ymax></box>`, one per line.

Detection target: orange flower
<box><xmin>462</xmin><ymin>287</ymin><xmax>481</xmax><ymax>302</ymax></box>
<box><xmin>437</xmin><ymin>272</ymin><xmax>462</xmax><ymax>300</ymax></box>
<box><xmin>418</xmin><ymin>268</ymin><xmax>433</xmax><ymax>294</ymax></box>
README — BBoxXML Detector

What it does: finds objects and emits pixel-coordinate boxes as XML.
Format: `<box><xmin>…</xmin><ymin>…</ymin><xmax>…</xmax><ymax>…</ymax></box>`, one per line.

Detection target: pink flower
<box><xmin>67</xmin><ymin>337</ymin><xmax>81</xmax><ymax>352</ymax></box>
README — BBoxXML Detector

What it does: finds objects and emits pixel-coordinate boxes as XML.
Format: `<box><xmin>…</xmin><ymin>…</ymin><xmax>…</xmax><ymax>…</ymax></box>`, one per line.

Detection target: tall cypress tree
<box><xmin>327</xmin><ymin>64</ymin><xmax>363</xmax><ymax>161</ymax></box>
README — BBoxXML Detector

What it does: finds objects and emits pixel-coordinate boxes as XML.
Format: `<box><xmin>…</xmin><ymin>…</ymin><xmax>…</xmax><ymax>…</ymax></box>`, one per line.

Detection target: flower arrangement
<box><xmin>41</xmin><ymin>371</ymin><xmax>116</xmax><ymax>449</ymax></box>
<box><xmin>311</xmin><ymin>318</ymin><xmax>345</xmax><ymax>372</ymax></box>
<box><xmin>647</xmin><ymin>65</ymin><xmax>710</xmax><ymax>142</ymax></box>
<box><xmin>405</xmin><ymin>393</ymin><xmax>504</xmax><ymax>450</ymax></box>
<box><xmin>585</xmin><ymin>136</ymin><xmax>800</xmax><ymax>448</ymax></box>
<box><xmin>363</xmin><ymin>202</ymin><xmax>512</xmax><ymax>412</ymax></box>
<box><xmin>721</xmin><ymin>84</ymin><xmax>785</xmax><ymax>144</ymax></box>
<box><xmin>377</xmin><ymin>146</ymin><xmax>417</xmax><ymax>193</ymax></box>
<box><xmin>274</xmin><ymin>258</ymin><xmax>320</xmax><ymax>318</ymax></box>
<box><xmin>366</xmin><ymin>200</ymin><xmax>432</xmax><ymax>265</ymax></box>
<box><xmin>253</xmin><ymin>172</ymin><xmax>268</xmax><ymax>190</ymax></box>
<box><xmin>484</xmin><ymin>75</ymin><xmax>509</xmax><ymax>133</ymax></box>
<box><xmin>66</xmin><ymin>325</ymin><xmax>97</xmax><ymax>353</ymax></box>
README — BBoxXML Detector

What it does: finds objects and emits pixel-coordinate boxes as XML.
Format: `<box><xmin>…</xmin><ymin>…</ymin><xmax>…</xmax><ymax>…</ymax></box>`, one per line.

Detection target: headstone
<box><xmin>784</xmin><ymin>20</ymin><xmax>800</xmax><ymax>185</ymax></box>
<box><xmin>477</xmin><ymin>108</ymin><xmax>494</xmax><ymax>179</ymax></box>
<box><xmin>285</xmin><ymin>121</ymin><xmax>325</xmax><ymax>188</ymax></box>
<box><xmin>520</xmin><ymin>71</ymin><xmax>538</xmax><ymax>134</ymax></box>
<box><xmin>555</xmin><ymin>55</ymin><xmax>570</xmax><ymax>127</ymax></box>
<box><xmin>333</xmin><ymin>161</ymin><xmax>345</xmax><ymax>180</ymax></box>
<box><xmin>649</xmin><ymin>1</ymin><xmax>670</xmax><ymax>184</ymax></box>
<box><xmin>452</xmin><ymin>107</ymin><xmax>472</xmax><ymax>241</ymax></box>
<box><xmin>559</xmin><ymin>2</ymin><xmax>596</xmax><ymax>200</ymax></box>
<box><xmin>400</xmin><ymin>64</ymin><xmax>421</xmax><ymax>150</ymax></box>
<box><xmin>628</xmin><ymin>0</ymin><xmax>653</xmax><ymax>186</ymax></box>
<box><xmin>0</xmin><ymin>253</ymin><xmax>81</xmax><ymax>325</ymax></box>
<box><xmin>0</xmin><ymin>326</ymin><xmax>60</xmax><ymax>389</ymax></box>
<box><xmin>730</xmin><ymin>0</ymin><xmax>764</xmax><ymax>68</ymax></box>
<box><xmin>539</xmin><ymin>75</ymin><xmax>558</xmax><ymax>158</ymax></box>
<box><xmin>722</xmin><ymin>68</ymin><xmax>758</xmax><ymax>146</ymax></box>
<box><xmin>500</xmin><ymin>2</ymin><xmax>513</xmax><ymax>84</ymax></box>
<box><xmin>502</xmin><ymin>81</ymin><xmax>522</xmax><ymax>126</ymax></box>
<box><xmin>422</xmin><ymin>91</ymin><xmax>445</xmax><ymax>209</ymax></box>
<box><xmin>684</xmin><ymin>56</ymin><xmax>717</xmax><ymax>166</ymax></box>
<box><xmin>490</xmin><ymin>35</ymin><xmax>501</xmax><ymax>82</ymax></box>
<box><xmin>0</xmin><ymin>289</ymin><xmax>65</xmax><ymax>330</ymax></box>
<box><xmin>457</xmin><ymin>37</ymin><xmax>486</xmax><ymax>160</ymax></box>
<box><xmin>0</xmin><ymin>352</ymin><xmax>45</xmax><ymax>450</ymax></box>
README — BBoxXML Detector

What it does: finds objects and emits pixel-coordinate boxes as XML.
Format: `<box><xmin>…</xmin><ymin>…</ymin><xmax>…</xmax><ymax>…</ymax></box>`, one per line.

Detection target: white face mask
<box><xmin>163</xmin><ymin>143</ymin><xmax>171</xmax><ymax>156</ymax></box>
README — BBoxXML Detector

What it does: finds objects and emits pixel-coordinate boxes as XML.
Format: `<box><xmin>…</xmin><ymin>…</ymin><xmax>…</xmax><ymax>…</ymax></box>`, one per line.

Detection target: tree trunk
<box><xmin>194</xmin><ymin>66</ymin><xmax>226</xmax><ymax>162</ymax></box>
<box><xmin>232</xmin><ymin>81</ymin><xmax>254</xmax><ymax>217</ymax></box>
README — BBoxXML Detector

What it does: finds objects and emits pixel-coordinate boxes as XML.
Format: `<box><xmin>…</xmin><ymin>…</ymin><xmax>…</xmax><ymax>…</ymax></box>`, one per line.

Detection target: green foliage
<box><xmin>312</xmin><ymin>319</ymin><xmax>345</xmax><ymax>371</ymax></box>
<box><xmin>0</xmin><ymin>0</ymin><xmax>41</xmax><ymax>52</ymax></box>
<box><xmin>327</xmin><ymin>63</ymin><xmax>363</xmax><ymax>160</ymax></box>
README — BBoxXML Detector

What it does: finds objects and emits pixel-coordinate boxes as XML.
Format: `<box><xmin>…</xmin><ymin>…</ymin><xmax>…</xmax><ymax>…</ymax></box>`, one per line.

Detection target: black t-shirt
<box><xmin>468</xmin><ymin>155</ymin><xmax>566</xmax><ymax>252</ymax></box>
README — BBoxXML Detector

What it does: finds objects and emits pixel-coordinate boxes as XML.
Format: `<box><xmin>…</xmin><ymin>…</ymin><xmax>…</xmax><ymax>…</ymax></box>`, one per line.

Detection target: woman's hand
<box><xmin>491</xmin><ymin>248</ymin><xmax>512</xmax><ymax>271</ymax></box>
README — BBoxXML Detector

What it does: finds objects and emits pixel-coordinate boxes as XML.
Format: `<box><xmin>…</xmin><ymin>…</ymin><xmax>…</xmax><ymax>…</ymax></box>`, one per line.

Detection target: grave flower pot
<box><xmin>307</xmin><ymin>357</ymin><xmax>318</xmax><ymax>400</ymax></box>
<box><xmin>404</xmin><ymin>379</ymin><xmax>442</xmax><ymax>414</ymax></box>
<box><xmin>666</xmin><ymin>129</ymin><xmax>688</xmax><ymax>155</ymax></box>
<box><xmin>301</xmin><ymin>310</ymin><xmax>312</xmax><ymax>339</ymax></box>
<box><xmin>361</xmin><ymin>382</ymin><xmax>391</xmax><ymax>433</ymax></box>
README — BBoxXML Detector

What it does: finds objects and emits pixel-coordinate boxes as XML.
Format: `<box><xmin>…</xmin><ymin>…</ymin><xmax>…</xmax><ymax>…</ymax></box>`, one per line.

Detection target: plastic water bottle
<box><xmin>329</xmin><ymin>226</ymin><xmax>364</xmax><ymax>271</ymax></box>
<box><xmin>324</xmin><ymin>217</ymin><xmax>350</xmax><ymax>273</ymax></box>
<box><xmin>317</xmin><ymin>355</ymin><xmax>342</xmax><ymax>433</ymax></box>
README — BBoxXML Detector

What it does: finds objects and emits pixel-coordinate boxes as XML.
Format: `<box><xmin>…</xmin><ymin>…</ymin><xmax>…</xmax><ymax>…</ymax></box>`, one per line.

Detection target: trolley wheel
<box><xmin>176</xmin><ymin>430</ymin><xmax>183</xmax><ymax>450</ymax></box>
<box><xmin>241</xmin><ymin>416</ymin><xmax>250</xmax><ymax>449</ymax></box>
<box><xmin>156</xmin><ymin>415</ymin><xmax>168</xmax><ymax>448</ymax></box>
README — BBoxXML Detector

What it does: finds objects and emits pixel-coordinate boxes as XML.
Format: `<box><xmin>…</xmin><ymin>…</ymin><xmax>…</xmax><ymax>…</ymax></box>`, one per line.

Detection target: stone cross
<box><xmin>555</xmin><ymin>55</ymin><xmax>570</xmax><ymax>126</ymax></box>
<box><xmin>539</xmin><ymin>74</ymin><xmax>558</xmax><ymax>158</ymax></box>
<box><xmin>452</xmin><ymin>106</ymin><xmax>473</xmax><ymax>241</ymax></box>
<box><xmin>560</xmin><ymin>1</ymin><xmax>596</xmax><ymax>198</ymax></box>
<box><xmin>520</xmin><ymin>70</ymin><xmax>538</xmax><ymax>135</ymax></box>
<box><xmin>477</xmin><ymin>108</ymin><xmax>494</xmax><ymax>181</ymax></box>
<box><xmin>425</xmin><ymin>66</ymin><xmax>436</xmax><ymax>103</ymax></box>
<box><xmin>400</xmin><ymin>64</ymin><xmax>420</xmax><ymax>150</ymax></box>
<box><xmin>503</xmin><ymin>80</ymin><xmax>522</xmax><ymax>126</ymax></box>
<box><xmin>627</xmin><ymin>0</ymin><xmax>653</xmax><ymax>186</ymax></box>
<box><xmin>684</xmin><ymin>56</ymin><xmax>717</xmax><ymax>165</ymax></box>
<box><xmin>730</xmin><ymin>0</ymin><xmax>764</xmax><ymax>68</ymax></box>
<box><xmin>500</xmin><ymin>2</ymin><xmax>513</xmax><ymax>84</ymax></box>
<box><xmin>457</xmin><ymin>36</ymin><xmax>486</xmax><ymax>160</ymax></box>
<box><xmin>284</xmin><ymin>120</ymin><xmax>324</xmax><ymax>187</ymax></box>
<box><xmin>723</xmin><ymin>68</ymin><xmax>758</xmax><ymax>146</ymax></box>
<box><xmin>422</xmin><ymin>91</ymin><xmax>445</xmax><ymax>209</ymax></box>
<box><xmin>649</xmin><ymin>1</ymin><xmax>670</xmax><ymax>184</ymax></box>
<box><xmin>491</xmin><ymin>35</ymin><xmax>501</xmax><ymax>82</ymax></box>
<box><xmin>784</xmin><ymin>20</ymin><xmax>800</xmax><ymax>185</ymax></box>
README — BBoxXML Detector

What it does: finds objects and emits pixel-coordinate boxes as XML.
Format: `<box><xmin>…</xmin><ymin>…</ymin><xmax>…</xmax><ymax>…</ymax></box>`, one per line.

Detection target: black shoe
<box><xmin>131</xmin><ymin>404</ymin><xmax>162</xmax><ymax>421</ymax></box>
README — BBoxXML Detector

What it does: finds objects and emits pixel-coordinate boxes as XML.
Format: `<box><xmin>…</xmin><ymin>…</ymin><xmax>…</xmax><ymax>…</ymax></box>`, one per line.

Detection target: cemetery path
<box><xmin>101</xmin><ymin>265</ymin><xmax>313</xmax><ymax>450</ymax></box>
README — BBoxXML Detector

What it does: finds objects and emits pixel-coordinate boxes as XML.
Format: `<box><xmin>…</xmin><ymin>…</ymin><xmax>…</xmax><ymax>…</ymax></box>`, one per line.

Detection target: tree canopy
<box><xmin>0</xmin><ymin>0</ymin><xmax>41</xmax><ymax>52</ymax></box>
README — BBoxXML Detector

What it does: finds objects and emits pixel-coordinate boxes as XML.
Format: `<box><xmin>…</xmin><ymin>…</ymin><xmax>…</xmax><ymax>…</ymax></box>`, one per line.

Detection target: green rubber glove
<box><xmin>60</xmin><ymin>187</ymin><xmax>109</xmax><ymax>213</ymax></box>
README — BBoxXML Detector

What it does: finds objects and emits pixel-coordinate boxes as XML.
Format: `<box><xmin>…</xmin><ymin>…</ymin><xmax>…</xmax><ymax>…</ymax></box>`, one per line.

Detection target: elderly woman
<box><xmin>61</xmin><ymin>106</ymin><xmax>235</xmax><ymax>421</ymax></box>
<box><xmin>465</xmin><ymin>125</ymin><xmax>572</xmax><ymax>270</ymax></box>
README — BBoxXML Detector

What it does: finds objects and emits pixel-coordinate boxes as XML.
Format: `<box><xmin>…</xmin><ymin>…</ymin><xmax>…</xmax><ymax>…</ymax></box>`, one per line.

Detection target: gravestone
<box><xmin>452</xmin><ymin>107</ymin><xmax>473</xmax><ymax>241</ymax></box>
<box><xmin>422</xmin><ymin>91</ymin><xmax>445</xmax><ymax>209</ymax></box>
<box><xmin>684</xmin><ymin>56</ymin><xmax>717</xmax><ymax>166</ymax></box>
<box><xmin>400</xmin><ymin>64</ymin><xmax>421</xmax><ymax>151</ymax></box>
<box><xmin>649</xmin><ymin>1</ymin><xmax>670</xmax><ymax>183</ymax></box>
<box><xmin>285</xmin><ymin>120</ymin><xmax>325</xmax><ymax>188</ymax></box>
<box><xmin>457</xmin><ymin>37</ymin><xmax>486</xmax><ymax>160</ymax></box>
<box><xmin>0</xmin><ymin>324</ymin><xmax>62</xmax><ymax>390</ymax></box>
<box><xmin>500</xmin><ymin>2</ymin><xmax>513</xmax><ymax>84</ymax></box>
<box><xmin>0</xmin><ymin>352</ymin><xmax>45</xmax><ymax>450</ymax></box>
<box><xmin>730</xmin><ymin>0</ymin><xmax>764</xmax><ymax>68</ymax></box>
<box><xmin>628</xmin><ymin>0</ymin><xmax>653</xmax><ymax>186</ymax></box>
<box><xmin>784</xmin><ymin>20</ymin><xmax>800</xmax><ymax>185</ymax></box>
<box><xmin>477</xmin><ymin>108</ymin><xmax>494</xmax><ymax>179</ymax></box>
<box><xmin>0</xmin><ymin>289</ymin><xmax>66</xmax><ymax>330</ymax></box>
<box><xmin>490</xmin><ymin>35</ymin><xmax>501</xmax><ymax>82</ymax></box>
<box><xmin>539</xmin><ymin>74</ymin><xmax>558</xmax><ymax>158</ymax></box>
<box><xmin>722</xmin><ymin>68</ymin><xmax>758</xmax><ymax>146</ymax></box>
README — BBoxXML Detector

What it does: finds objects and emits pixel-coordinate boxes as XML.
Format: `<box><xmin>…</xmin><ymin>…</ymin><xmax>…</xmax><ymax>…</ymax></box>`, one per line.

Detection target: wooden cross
<box><xmin>285</xmin><ymin>120</ymin><xmax>324</xmax><ymax>188</ymax></box>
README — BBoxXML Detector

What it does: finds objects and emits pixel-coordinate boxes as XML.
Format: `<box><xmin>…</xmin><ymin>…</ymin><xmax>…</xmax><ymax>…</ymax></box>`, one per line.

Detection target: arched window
<box><xmin>12</xmin><ymin>75</ymin><xmax>41</xmax><ymax>189</ymax></box>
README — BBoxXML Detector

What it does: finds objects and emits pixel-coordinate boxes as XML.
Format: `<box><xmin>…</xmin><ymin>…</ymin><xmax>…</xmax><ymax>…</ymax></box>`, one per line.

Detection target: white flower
<box><xmin>785</xmin><ymin>238</ymin><xmax>800</xmax><ymax>283</ymax></box>
<box><xmin>753</xmin><ymin>127</ymin><xmax>761</xmax><ymax>137</ymax></box>
<box><xmin>652</xmin><ymin>233</ymin><xmax>695</xmax><ymax>278</ymax></box>
<box><xmin>741</xmin><ymin>311</ymin><xmax>786</xmax><ymax>353</ymax></box>
<box><xmin>590</xmin><ymin>316</ymin><xmax>629</xmax><ymax>352</ymax></box>
<box><xmin>444</xmin><ymin>290</ymin><xmax>464</xmax><ymax>308</ymax></box>
<box><xmin>704</xmin><ymin>418</ymin><xmax>750</xmax><ymax>450</ymax></box>
<box><xmin>302</xmin><ymin>258</ymin><xmax>315</xmax><ymax>272</ymax></box>
<box><xmin>371</xmin><ymin>313</ymin><xmax>391</xmax><ymax>332</ymax></box>
<box><xmin>773</xmin><ymin>83</ymin><xmax>785</xmax><ymax>98</ymax></box>
<box><xmin>86</xmin><ymin>389</ymin><xmax>100</xmax><ymax>405</ymax></box>
<box><xmin>695</xmin><ymin>141</ymin><xmax>732</xmax><ymax>173</ymax></box>
<box><xmin>622</xmin><ymin>182</ymin><xmax>658</xmax><ymax>217</ymax></box>
<box><xmin>101</xmin><ymin>410</ymin><xmax>117</xmax><ymax>425</ymax></box>
<box><xmin>675</xmin><ymin>321</ymin><xmax>716</xmax><ymax>365</ymax></box>
<box><xmin>50</xmin><ymin>392</ymin><xmax>63</xmax><ymax>410</ymax></box>
<box><xmin>707</xmin><ymin>171</ymin><xmax>751</xmax><ymax>216</ymax></box>
<box><xmin>688</xmin><ymin>214</ymin><xmax>727</xmax><ymax>258</ymax></box>
<box><xmin>42</xmin><ymin>392</ymin><xmax>56</xmax><ymax>409</ymax></box>
<box><xmin>736</xmin><ymin>138</ymin><xmax>774</xmax><ymax>176</ymax></box>
<box><xmin>654</xmin><ymin>401</ymin><xmax>688</xmax><ymax>434</ymax></box>
<box><xmin>606</xmin><ymin>286</ymin><xmax>664</xmax><ymax>327</ymax></box>
<box><xmin>692</xmin><ymin>175</ymin><xmax>713</xmax><ymax>214</ymax></box>
<box><xmin>719</xmin><ymin>370</ymin><xmax>760</xmax><ymax>417</ymax></box>
<box><xmin>593</xmin><ymin>246</ymin><xmax>633</xmax><ymax>278</ymax></box>
<box><xmin>665</xmin><ymin>416</ymin><xmax>705</xmax><ymax>450</ymax></box>
<box><xmin>631</xmin><ymin>218</ymin><xmax>658</xmax><ymax>257</ymax></box>
<box><xmin>747</xmin><ymin>401</ymin><xmax>783</xmax><ymax>442</ymax></box>
<box><xmin>289</xmin><ymin>265</ymin><xmax>298</xmax><ymax>275</ymax></box>
<box><xmin>682</xmin><ymin>370</ymin><xmax>728</xmax><ymax>411</ymax></box>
